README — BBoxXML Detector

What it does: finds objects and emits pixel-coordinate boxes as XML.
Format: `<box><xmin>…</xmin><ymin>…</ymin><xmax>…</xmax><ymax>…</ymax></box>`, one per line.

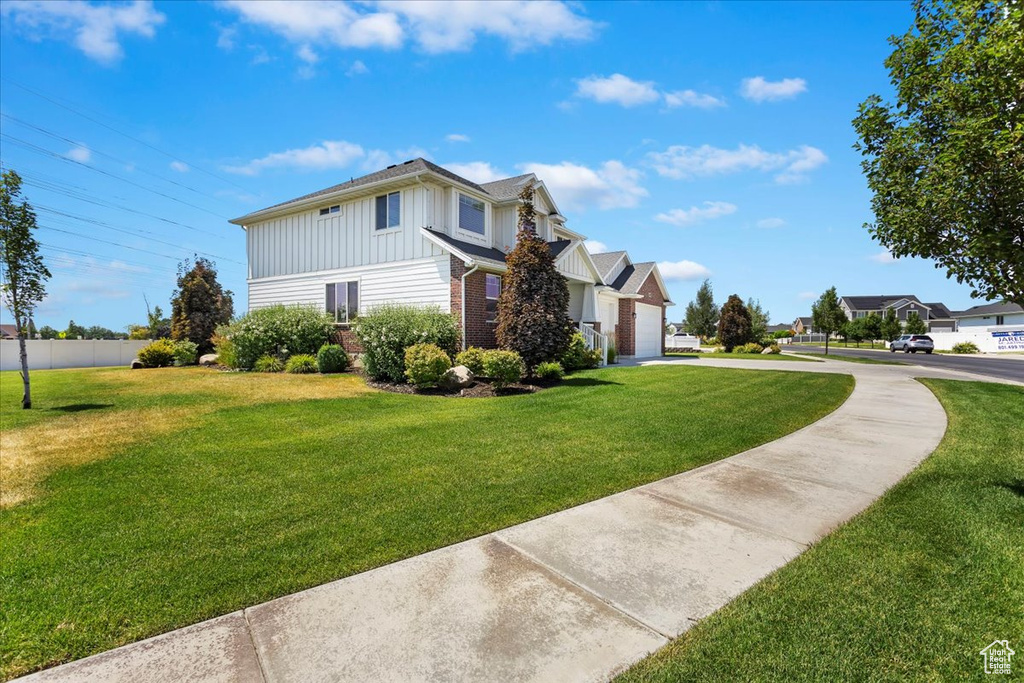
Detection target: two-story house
<box><xmin>229</xmin><ymin>158</ymin><xmax>673</xmax><ymax>359</ymax></box>
<box><xmin>839</xmin><ymin>295</ymin><xmax>958</xmax><ymax>332</ymax></box>
<box><xmin>953</xmin><ymin>301</ymin><xmax>1024</xmax><ymax>328</ymax></box>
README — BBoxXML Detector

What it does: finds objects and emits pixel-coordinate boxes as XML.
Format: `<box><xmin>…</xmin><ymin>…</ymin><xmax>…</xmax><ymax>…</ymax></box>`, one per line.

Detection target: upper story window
<box><xmin>458</xmin><ymin>193</ymin><xmax>485</xmax><ymax>235</ymax></box>
<box><xmin>375</xmin><ymin>192</ymin><xmax>400</xmax><ymax>230</ymax></box>
<box><xmin>326</xmin><ymin>281</ymin><xmax>359</xmax><ymax>324</ymax></box>
<box><xmin>318</xmin><ymin>205</ymin><xmax>340</xmax><ymax>216</ymax></box>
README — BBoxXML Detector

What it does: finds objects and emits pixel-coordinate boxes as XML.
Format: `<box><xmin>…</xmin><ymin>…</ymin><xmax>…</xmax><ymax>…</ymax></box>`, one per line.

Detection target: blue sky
<box><xmin>0</xmin><ymin>0</ymin><xmax>983</xmax><ymax>331</ymax></box>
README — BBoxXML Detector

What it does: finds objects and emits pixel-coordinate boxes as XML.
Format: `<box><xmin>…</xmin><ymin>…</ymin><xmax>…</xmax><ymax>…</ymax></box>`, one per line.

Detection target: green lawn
<box><xmin>0</xmin><ymin>365</ymin><xmax>852</xmax><ymax>679</ymax></box>
<box><xmin>793</xmin><ymin>351</ymin><xmax>907</xmax><ymax>366</ymax></box>
<box><xmin>619</xmin><ymin>379</ymin><xmax>1024</xmax><ymax>682</ymax></box>
<box><xmin>664</xmin><ymin>352</ymin><xmax>818</xmax><ymax>362</ymax></box>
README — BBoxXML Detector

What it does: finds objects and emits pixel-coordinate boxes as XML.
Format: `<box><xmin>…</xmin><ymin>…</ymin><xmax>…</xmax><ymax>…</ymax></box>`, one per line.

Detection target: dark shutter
<box><xmin>326</xmin><ymin>283</ymin><xmax>336</xmax><ymax>321</ymax></box>
<box><xmin>376</xmin><ymin>195</ymin><xmax>387</xmax><ymax>230</ymax></box>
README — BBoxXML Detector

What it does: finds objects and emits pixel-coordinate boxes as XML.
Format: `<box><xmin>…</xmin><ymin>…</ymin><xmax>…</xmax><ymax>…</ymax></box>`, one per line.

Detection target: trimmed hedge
<box><xmin>455</xmin><ymin>347</ymin><xmax>486</xmax><ymax>375</ymax></box>
<box><xmin>482</xmin><ymin>349</ymin><xmax>524</xmax><ymax>389</ymax></box>
<box><xmin>404</xmin><ymin>343</ymin><xmax>452</xmax><ymax>388</ymax></box>
<box><xmin>316</xmin><ymin>344</ymin><xmax>350</xmax><ymax>373</ymax></box>
<box><xmin>137</xmin><ymin>339</ymin><xmax>176</xmax><ymax>368</ymax></box>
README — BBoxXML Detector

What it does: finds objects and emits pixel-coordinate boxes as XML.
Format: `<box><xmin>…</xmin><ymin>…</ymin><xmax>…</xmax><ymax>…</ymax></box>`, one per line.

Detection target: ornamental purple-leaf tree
<box><xmin>495</xmin><ymin>185</ymin><xmax>572</xmax><ymax>370</ymax></box>
<box><xmin>716</xmin><ymin>294</ymin><xmax>752</xmax><ymax>352</ymax></box>
<box><xmin>0</xmin><ymin>170</ymin><xmax>51</xmax><ymax>409</ymax></box>
<box><xmin>170</xmin><ymin>257</ymin><xmax>234</xmax><ymax>355</ymax></box>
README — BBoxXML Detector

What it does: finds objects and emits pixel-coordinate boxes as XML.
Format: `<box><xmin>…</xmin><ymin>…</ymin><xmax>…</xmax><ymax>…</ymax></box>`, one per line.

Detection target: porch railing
<box><xmin>578</xmin><ymin>322</ymin><xmax>608</xmax><ymax>366</ymax></box>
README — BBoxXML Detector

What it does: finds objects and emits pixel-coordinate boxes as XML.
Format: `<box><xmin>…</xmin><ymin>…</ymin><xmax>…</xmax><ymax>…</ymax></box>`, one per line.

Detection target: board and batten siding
<box><xmin>249</xmin><ymin>255</ymin><xmax>451</xmax><ymax>314</ymax></box>
<box><xmin>245</xmin><ymin>185</ymin><xmax>445</xmax><ymax>280</ymax></box>
<box><xmin>557</xmin><ymin>246</ymin><xmax>596</xmax><ymax>282</ymax></box>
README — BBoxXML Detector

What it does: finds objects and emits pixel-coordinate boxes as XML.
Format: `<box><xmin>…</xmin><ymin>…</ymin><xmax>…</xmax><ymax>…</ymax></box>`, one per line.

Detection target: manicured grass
<box><xmin>794</xmin><ymin>351</ymin><xmax>907</xmax><ymax>366</ymax></box>
<box><xmin>791</xmin><ymin>341</ymin><xmax>890</xmax><ymax>350</ymax></box>
<box><xmin>0</xmin><ymin>365</ymin><xmax>852</xmax><ymax>679</ymax></box>
<box><xmin>618</xmin><ymin>379</ymin><xmax>1024</xmax><ymax>682</ymax></box>
<box><xmin>664</xmin><ymin>352</ymin><xmax>818</xmax><ymax>362</ymax></box>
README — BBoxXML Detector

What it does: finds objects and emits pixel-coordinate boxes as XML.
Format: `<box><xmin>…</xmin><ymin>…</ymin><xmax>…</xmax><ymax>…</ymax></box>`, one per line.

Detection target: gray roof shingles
<box><xmin>841</xmin><ymin>295</ymin><xmax>921</xmax><ymax>310</ymax></box>
<box><xmin>424</xmin><ymin>229</ymin><xmax>575</xmax><ymax>268</ymax></box>
<box><xmin>609</xmin><ymin>262</ymin><xmax>655</xmax><ymax>295</ymax></box>
<box><xmin>954</xmin><ymin>302</ymin><xmax>1024</xmax><ymax>317</ymax></box>
<box><xmin>478</xmin><ymin>174</ymin><xmax>535</xmax><ymax>202</ymax></box>
<box><xmin>590</xmin><ymin>251</ymin><xmax>627</xmax><ymax>280</ymax></box>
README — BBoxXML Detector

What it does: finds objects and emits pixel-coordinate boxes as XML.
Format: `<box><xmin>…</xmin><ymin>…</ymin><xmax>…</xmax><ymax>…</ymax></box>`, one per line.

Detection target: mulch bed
<box><xmin>366</xmin><ymin>378</ymin><xmax>547</xmax><ymax>398</ymax></box>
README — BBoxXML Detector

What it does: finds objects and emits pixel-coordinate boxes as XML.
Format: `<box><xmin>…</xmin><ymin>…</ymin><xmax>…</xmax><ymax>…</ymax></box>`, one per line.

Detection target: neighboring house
<box><xmin>0</xmin><ymin>324</ymin><xmax>19</xmax><ymax>339</ymax></box>
<box><xmin>793</xmin><ymin>317</ymin><xmax>814</xmax><ymax>334</ymax></box>
<box><xmin>229</xmin><ymin>158</ymin><xmax>673</xmax><ymax>358</ymax></box>
<box><xmin>839</xmin><ymin>295</ymin><xmax>958</xmax><ymax>332</ymax></box>
<box><xmin>953</xmin><ymin>301</ymin><xmax>1024</xmax><ymax>328</ymax></box>
<box><xmin>766</xmin><ymin>323</ymin><xmax>791</xmax><ymax>335</ymax></box>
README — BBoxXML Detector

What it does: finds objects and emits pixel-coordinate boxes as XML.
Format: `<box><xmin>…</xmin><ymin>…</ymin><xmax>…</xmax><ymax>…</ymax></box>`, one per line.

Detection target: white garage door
<box><xmin>635</xmin><ymin>303</ymin><xmax>663</xmax><ymax>357</ymax></box>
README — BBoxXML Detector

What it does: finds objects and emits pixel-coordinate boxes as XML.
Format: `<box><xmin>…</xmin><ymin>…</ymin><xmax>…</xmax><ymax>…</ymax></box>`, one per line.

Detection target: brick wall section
<box><xmin>331</xmin><ymin>327</ymin><xmax>362</xmax><ymax>354</ymax></box>
<box><xmin>450</xmin><ymin>256</ymin><xmax>498</xmax><ymax>349</ymax></box>
<box><xmin>617</xmin><ymin>271</ymin><xmax>668</xmax><ymax>356</ymax></box>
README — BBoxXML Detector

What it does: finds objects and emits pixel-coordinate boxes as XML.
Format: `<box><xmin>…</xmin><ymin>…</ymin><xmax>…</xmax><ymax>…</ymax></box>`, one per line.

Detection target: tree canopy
<box><xmin>811</xmin><ymin>287</ymin><xmax>848</xmax><ymax>354</ymax></box>
<box><xmin>171</xmin><ymin>257</ymin><xmax>233</xmax><ymax>355</ymax></box>
<box><xmin>746</xmin><ymin>298</ymin><xmax>770</xmax><ymax>343</ymax></box>
<box><xmin>853</xmin><ymin>0</ymin><xmax>1024</xmax><ymax>306</ymax></box>
<box><xmin>717</xmin><ymin>294</ymin><xmax>752</xmax><ymax>352</ymax></box>
<box><xmin>684</xmin><ymin>279</ymin><xmax>719</xmax><ymax>340</ymax></box>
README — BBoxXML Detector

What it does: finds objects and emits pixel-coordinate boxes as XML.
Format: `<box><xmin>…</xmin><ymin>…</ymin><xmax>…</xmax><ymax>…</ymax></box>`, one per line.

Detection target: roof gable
<box><xmin>590</xmin><ymin>251</ymin><xmax>628</xmax><ymax>280</ymax></box>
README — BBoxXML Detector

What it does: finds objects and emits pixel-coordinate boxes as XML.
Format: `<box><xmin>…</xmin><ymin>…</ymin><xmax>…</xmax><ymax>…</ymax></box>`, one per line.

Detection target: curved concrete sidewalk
<box><xmin>22</xmin><ymin>359</ymin><xmax>978</xmax><ymax>683</ymax></box>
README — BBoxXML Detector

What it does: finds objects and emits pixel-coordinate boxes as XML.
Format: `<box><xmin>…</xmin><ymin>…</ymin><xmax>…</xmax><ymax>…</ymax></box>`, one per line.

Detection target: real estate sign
<box><xmin>991</xmin><ymin>330</ymin><xmax>1024</xmax><ymax>352</ymax></box>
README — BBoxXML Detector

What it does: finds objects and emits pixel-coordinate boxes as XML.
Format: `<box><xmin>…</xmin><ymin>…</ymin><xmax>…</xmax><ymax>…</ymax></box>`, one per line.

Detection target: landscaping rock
<box><xmin>199</xmin><ymin>353</ymin><xmax>219</xmax><ymax>366</ymax></box>
<box><xmin>130</xmin><ymin>358</ymin><xmax>144</xmax><ymax>369</ymax></box>
<box><xmin>761</xmin><ymin>347</ymin><xmax>774</xmax><ymax>355</ymax></box>
<box><xmin>440</xmin><ymin>365</ymin><xmax>474</xmax><ymax>390</ymax></box>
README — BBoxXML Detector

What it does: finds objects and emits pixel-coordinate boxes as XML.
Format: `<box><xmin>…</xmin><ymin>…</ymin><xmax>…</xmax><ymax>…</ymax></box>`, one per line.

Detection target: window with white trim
<box><xmin>375</xmin><ymin>192</ymin><xmax>400</xmax><ymax>229</ymax></box>
<box><xmin>326</xmin><ymin>281</ymin><xmax>359</xmax><ymax>324</ymax></box>
<box><xmin>485</xmin><ymin>274</ymin><xmax>501</xmax><ymax>323</ymax></box>
<box><xmin>318</xmin><ymin>205</ymin><xmax>340</xmax><ymax>216</ymax></box>
<box><xmin>458</xmin><ymin>193</ymin><xmax>485</xmax><ymax>235</ymax></box>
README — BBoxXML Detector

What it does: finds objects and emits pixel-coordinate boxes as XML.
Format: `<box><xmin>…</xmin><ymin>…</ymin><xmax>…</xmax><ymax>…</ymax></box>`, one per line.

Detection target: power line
<box><xmin>38</xmin><ymin>224</ymin><xmax>190</xmax><ymax>261</ymax></box>
<box><xmin>2</xmin><ymin>77</ymin><xmax>254</xmax><ymax>194</ymax></box>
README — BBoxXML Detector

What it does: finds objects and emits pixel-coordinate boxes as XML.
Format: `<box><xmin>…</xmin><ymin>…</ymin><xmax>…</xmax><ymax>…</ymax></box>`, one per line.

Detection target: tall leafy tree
<box><xmin>863</xmin><ymin>311</ymin><xmax>883</xmax><ymax>343</ymax></box>
<box><xmin>684</xmin><ymin>279</ymin><xmax>719</xmax><ymax>340</ymax></box>
<box><xmin>881</xmin><ymin>307</ymin><xmax>902</xmax><ymax>341</ymax></box>
<box><xmin>171</xmin><ymin>257</ymin><xmax>233</xmax><ymax>355</ymax></box>
<box><xmin>0</xmin><ymin>170</ymin><xmax>51</xmax><ymax>409</ymax></box>
<box><xmin>905</xmin><ymin>311</ymin><xmax>928</xmax><ymax>335</ymax></box>
<box><xmin>811</xmin><ymin>287</ymin><xmax>849</xmax><ymax>355</ymax></box>
<box><xmin>496</xmin><ymin>185</ymin><xmax>572</xmax><ymax>369</ymax></box>
<box><xmin>717</xmin><ymin>294</ymin><xmax>752</xmax><ymax>352</ymax></box>
<box><xmin>746</xmin><ymin>298</ymin><xmax>770</xmax><ymax>343</ymax></box>
<box><xmin>853</xmin><ymin>0</ymin><xmax>1024</xmax><ymax>306</ymax></box>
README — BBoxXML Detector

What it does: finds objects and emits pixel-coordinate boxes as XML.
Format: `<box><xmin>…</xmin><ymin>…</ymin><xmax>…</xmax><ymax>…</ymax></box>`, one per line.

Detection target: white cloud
<box><xmin>444</xmin><ymin>161</ymin><xmax>506</xmax><ymax>184</ymax></box>
<box><xmin>66</xmin><ymin>145</ymin><xmax>91</xmax><ymax>163</ymax></box>
<box><xmin>520</xmin><ymin>160</ymin><xmax>647</xmax><ymax>211</ymax></box>
<box><xmin>1</xmin><ymin>0</ymin><xmax>165</xmax><ymax>64</ymax></box>
<box><xmin>346</xmin><ymin>59</ymin><xmax>368</xmax><ymax>76</ymax></box>
<box><xmin>216</xmin><ymin>23</ymin><xmax>237</xmax><ymax>50</ymax></box>
<box><xmin>663</xmin><ymin>89</ymin><xmax>725</xmax><ymax>109</ymax></box>
<box><xmin>648</xmin><ymin>143</ymin><xmax>828</xmax><ymax>184</ymax></box>
<box><xmin>169</xmin><ymin>160</ymin><xmax>189</xmax><ymax>173</ymax></box>
<box><xmin>224</xmin><ymin>139</ymin><xmax>366</xmax><ymax>175</ymax></box>
<box><xmin>446</xmin><ymin>133</ymin><xmax>471</xmax><ymax>143</ymax></box>
<box><xmin>654</xmin><ymin>201</ymin><xmax>737</xmax><ymax>227</ymax></box>
<box><xmin>584</xmin><ymin>240</ymin><xmax>608</xmax><ymax>254</ymax></box>
<box><xmin>658</xmin><ymin>260</ymin><xmax>712</xmax><ymax>281</ymax></box>
<box><xmin>869</xmin><ymin>249</ymin><xmax>898</xmax><ymax>264</ymax></box>
<box><xmin>798</xmin><ymin>291</ymin><xmax>818</xmax><ymax>300</ymax></box>
<box><xmin>220</xmin><ymin>0</ymin><xmax>598</xmax><ymax>56</ymax></box>
<box><xmin>756</xmin><ymin>217</ymin><xmax>785</xmax><ymax>229</ymax></box>
<box><xmin>296</xmin><ymin>43</ymin><xmax>318</xmax><ymax>63</ymax></box>
<box><xmin>574</xmin><ymin>73</ymin><xmax>660</xmax><ymax>107</ymax></box>
<box><xmin>740</xmin><ymin>76</ymin><xmax>807</xmax><ymax>102</ymax></box>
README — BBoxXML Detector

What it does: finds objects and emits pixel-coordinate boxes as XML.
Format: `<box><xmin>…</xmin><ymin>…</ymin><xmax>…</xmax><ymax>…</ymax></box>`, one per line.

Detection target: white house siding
<box><xmin>557</xmin><ymin>246</ymin><xmax>596</xmax><ymax>282</ymax></box>
<box><xmin>248</xmin><ymin>255</ymin><xmax>451</xmax><ymax>315</ymax></box>
<box><xmin>245</xmin><ymin>185</ymin><xmax>445</xmax><ymax>279</ymax></box>
<box><xmin>492</xmin><ymin>206</ymin><xmax>517</xmax><ymax>251</ymax></box>
<box><xmin>958</xmin><ymin>313</ymin><xmax>1024</xmax><ymax>328</ymax></box>
<box><xmin>605</xmin><ymin>257</ymin><xmax>628</xmax><ymax>286</ymax></box>
<box><xmin>597</xmin><ymin>292</ymin><xmax>619</xmax><ymax>334</ymax></box>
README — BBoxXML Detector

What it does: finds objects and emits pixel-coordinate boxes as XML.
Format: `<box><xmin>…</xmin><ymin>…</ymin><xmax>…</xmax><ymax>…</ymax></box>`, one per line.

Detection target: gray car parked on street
<box><xmin>890</xmin><ymin>334</ymin><xmax>934</xmax><ymax>354</ymax></box>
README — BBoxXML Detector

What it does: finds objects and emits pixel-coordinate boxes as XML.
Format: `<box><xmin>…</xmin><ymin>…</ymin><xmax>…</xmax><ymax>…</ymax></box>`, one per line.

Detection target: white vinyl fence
<box><xmin>926</xmin><ymin>326</ymin><xmax>1024</xmax><ymax>353</ymax></box>
<box><xmin>665</xmin><ymin>334</ymin><xmax>702</xmax><ymax>351</ymax></box>
<box><xmin>0</xmin><ymin>339</ymin><xmax>152</xmax><ymax>371</ymax></box>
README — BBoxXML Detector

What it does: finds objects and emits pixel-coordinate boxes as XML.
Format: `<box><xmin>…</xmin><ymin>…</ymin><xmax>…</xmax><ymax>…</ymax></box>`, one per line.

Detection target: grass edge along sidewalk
<box><xmin>618</xmin><ymin>378</ymin><xmax>1024</xmax><ymax>682</ymax></box>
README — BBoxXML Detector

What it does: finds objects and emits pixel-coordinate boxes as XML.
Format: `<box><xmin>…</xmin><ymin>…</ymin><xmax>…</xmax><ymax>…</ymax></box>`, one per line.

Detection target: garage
<box><xmin>634</xmin><ymin>302</ymin><xmax>663</xmax><ymax>357</ymax></box>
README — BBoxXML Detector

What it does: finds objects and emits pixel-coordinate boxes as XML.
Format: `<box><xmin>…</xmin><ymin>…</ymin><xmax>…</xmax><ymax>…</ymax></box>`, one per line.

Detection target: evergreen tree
<box><xmin>0</xmin><ymin>170</ymin><xmax>51</xmax><ymax>409</ymax></box>
<box><xmin>905</xmin><ymin>311</ymin><xmax>928</xmax><ymax>335</ymax></box>
<box><xmin>811</xmin><ymin>287</ymin><xmax>849</xmax><ymax>355</ymax></box>
<box><xmin>717</xmin><ymin>294</ymin><xmax>752</xmax><ymax>351</ymax></box>
<box><xmin>64</xmin><ymin>320</ymin><xmax>86</xmax><ymax>339</ymax></box>
<box><xmin>881</xmin><ymin>307</ymin><xmax>902</xmax><ymax>341</ymax></box>
<box><xmin>171</xmin><ymin>257</ymin><xmax>233</xmax><ymax>355</ymax></box>
<box><xmin>495</xmin><ymin>185</ymin><xmax>572</xmax><ymax>370</ymax></box>
<box><xmin>684</xmin><ymin>279</ymin><xmax>719</xmax><ymax>340</ymax></box>
<box><xmin>746</xmin><ymin>298</ymin><xmax>770</xmax><ymax>343</ymax></box>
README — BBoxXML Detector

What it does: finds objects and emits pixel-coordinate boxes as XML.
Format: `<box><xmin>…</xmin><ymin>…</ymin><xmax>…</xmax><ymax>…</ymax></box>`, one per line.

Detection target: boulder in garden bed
<box><xmin>439</xmin><ymin>365</ymin><xmax>474</xmax><ymax>390</ymax></box>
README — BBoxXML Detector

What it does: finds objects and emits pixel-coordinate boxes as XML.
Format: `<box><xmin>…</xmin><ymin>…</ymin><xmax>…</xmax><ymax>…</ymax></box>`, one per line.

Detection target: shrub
<box><xmin>606</xmin><ymin>342</ymin><xmax>617</xmax><ymax>364</ymax></box>
<box><xmin>404</xmin><ymin>343</ymin><xmax>452</xmax><ymax>388</ymax></box>
<box><xmin>561</xmin><ymin>332</ymin><xmax>602</xmax><ymax>371</ymax></box>
<box><xmin>733</xmin><ymin>342</ymin><xmax>765</xmax><ymax>354</ymax></box>
<box><xmin>216</xmin><ymin>305</ymin><xmax>334</xmax><ymax>370</ymax></box>
<box><xmin>952</xmin><ymin>341</ymin><xmax>980</xmax><ymax>354</ymax></box>
<box><xmin>355</xmin><ymin>304</ymin><xmax>459</xmax><ymax>382</ymax></box>
<box><xmin>211</xmin><ymin>333</ymin><xmax>237</xmax><ymax>369</ymax></box>
<box><xmin>765</xmin><ymin>343</ymin><xmax>782</xmax><ymax>354</ymax></box>
<box><xmin>455</xmin><ymin>347</ymin><xmax>486</xmax><ymax>375</ymax></box>
<box><xmin>285</xmin><ymin>354</ymin><xmax>318</xmax><ymax>374</ymax></box>
<box><xmin>717</xmin><ymin>294</ymin><xmax>753</xmax><ymax>352</ymax></box>
<box><xmin>482</xmin><ymin>350</ymin><xmax>524</xmax><ymax>389</ymax></box>
<box><xmin>772</xmin><ymin>329</ymin><xmax>794</xmax><ymax>339</ymax></box>
<box><xmin>316</xmin><ymin>344</ymin><xmax>350</xmax><ymax>373</ymax></box>
<box><xmin>254</xmin><ymin>355</ymin><xmax>285</xmax><ymax>373</ymax></box>
<box><xmin>172</xmin><ymin>340</ymin><xmax>198</xmax><ymax>366</ymax></box>
<box><xmin>534</xmin><ymin>361</ymin><xmax>564</xmax><ymax>381</ymax></box>
<box><xmin>705</xmin><ymin>336</ymin><xmax>720</xmax><ymax>346</ymax></box>
<box><xmin>137</xmin><ymin>339</ymin><xmax>176</xmax><ymax>368</ymax></box>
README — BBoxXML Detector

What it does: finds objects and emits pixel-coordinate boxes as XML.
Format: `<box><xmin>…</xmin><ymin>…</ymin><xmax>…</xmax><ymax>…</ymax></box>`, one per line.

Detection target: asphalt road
<box><xmin>793</xmin><ymin>345</ymin><xmax>1024</xmax><ymax>383</ymax></box>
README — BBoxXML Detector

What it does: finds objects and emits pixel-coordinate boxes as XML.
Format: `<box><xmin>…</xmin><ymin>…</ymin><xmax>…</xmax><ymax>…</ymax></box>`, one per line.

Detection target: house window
<box><xmin>318</xmin><ymin>205</ymin><xmax>340</xmax><ymax>216</ymax></box>
<box><xmin>375</xmin><ymin>192</ymin><xmax>400</xmax><ymax>229</ymax></box>
<box><xmin>997</xmin><ymin>315</ymin><xmax>1005</xmax><ymax>325</ymax></box>
<box><xmin>459</xmin><ymin>193</ymin><xmax>485</xmax><ymax>235</ymax></box>
<box><xmin>326</xmin><ymin>281</ymin><xmax>359</xmax><ymax>324</ymax></box>
<box><xmin>485</xmin><ymin>274</ymin><xmax>501</xmax><ymax>323</ymax></box>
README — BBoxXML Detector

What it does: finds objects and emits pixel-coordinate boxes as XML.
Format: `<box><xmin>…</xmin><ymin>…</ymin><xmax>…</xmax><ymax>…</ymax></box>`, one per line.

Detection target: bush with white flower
<box><xmin>355</xmin><ymin>304</ymin><xmax>459</xmax><ymax>382</ymax></box>
<box><xmin>214</xmin><ymin>305</ymin><xmax>335</xmax><ymax>370</ymax></box>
